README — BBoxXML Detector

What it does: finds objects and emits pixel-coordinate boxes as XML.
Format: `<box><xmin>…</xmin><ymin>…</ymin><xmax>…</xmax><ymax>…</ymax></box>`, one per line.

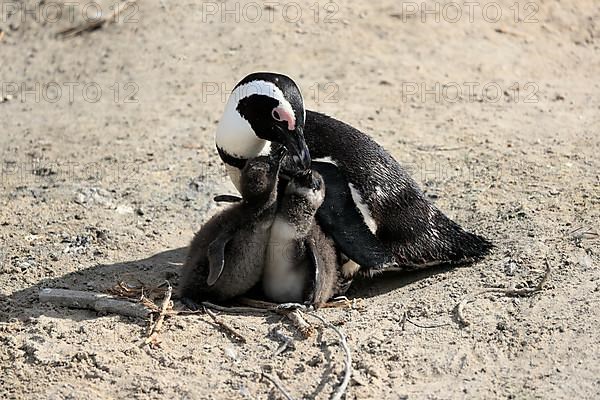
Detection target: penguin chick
<box><xmin>178</xmin><ymin>152</ymin><xmax>283</xmax><ymax>303</ymax></box>
<box><xmin>263</xmin><ymin>170</ymin><xmax>344</xmax><ymax>306</ymax></box>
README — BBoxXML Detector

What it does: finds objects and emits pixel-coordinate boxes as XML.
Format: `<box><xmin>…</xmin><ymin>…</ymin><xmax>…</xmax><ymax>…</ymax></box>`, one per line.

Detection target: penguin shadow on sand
<box><xmin>347</xmin><ymin>265</ymin><xmax>456</xmax><ymax>299</ymax></box>
<box><xmin>1</xmin><ymin>244</ymin><xmax>454</xmax><ymax>325</ymax></box>
<box><xmin>0</xmin><ymin>247</ymin><xmax>186</xmax><ymax>325</ymax></box>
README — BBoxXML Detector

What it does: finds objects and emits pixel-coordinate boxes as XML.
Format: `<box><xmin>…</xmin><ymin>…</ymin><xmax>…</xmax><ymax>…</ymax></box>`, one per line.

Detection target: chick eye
<box><xmin>272</xmin><ymin>109</ymin><xmax>282</xmax><ymax>121</ymax></box>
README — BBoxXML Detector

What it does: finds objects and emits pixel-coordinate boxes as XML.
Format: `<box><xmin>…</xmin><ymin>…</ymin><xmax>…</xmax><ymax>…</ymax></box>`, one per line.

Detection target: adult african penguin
<box><xmin>214</xmin><ymin>72</ymin><xmax>492</xmax><ymax>275</ymax></box>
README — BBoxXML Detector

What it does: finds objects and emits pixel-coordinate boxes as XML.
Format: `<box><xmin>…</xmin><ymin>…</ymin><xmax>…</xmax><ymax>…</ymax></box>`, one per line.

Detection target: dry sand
<box><xmin>1</xmin><ymin>0</ymin><xmax>599</xmax><ymax>398</ymax></box>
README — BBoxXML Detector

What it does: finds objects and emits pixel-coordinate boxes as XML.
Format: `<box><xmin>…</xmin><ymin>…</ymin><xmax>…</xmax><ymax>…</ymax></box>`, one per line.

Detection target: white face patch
<box><xmin>216</xmin><ymin>80</ymin><xmax>296</xmax><ymax>160</ymax></box>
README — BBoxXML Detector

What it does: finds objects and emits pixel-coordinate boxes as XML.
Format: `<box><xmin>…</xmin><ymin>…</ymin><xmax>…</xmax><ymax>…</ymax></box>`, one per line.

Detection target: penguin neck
<box><xmin>279</xmin><ymin>195</ymin><xmax>317</xmax><ymax>238</ymax></box>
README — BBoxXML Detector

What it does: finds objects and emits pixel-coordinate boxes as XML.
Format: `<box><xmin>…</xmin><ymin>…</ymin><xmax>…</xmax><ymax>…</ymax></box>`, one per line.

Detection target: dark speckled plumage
<box><xmin>304</xmin><ymin>110</ymin><xmax>493</xmax><ymax>270</ymax></box>
<box><xmin>178</xmin><ymin>154</ymin><xmax>281</xmax><ymax>302</ymax></box>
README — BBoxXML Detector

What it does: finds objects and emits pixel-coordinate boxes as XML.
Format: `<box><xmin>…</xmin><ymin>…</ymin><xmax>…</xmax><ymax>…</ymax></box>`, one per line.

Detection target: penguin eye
<box><xmin>272</xmin><ymin>109</ymin><xmax>282</xmax><ymax>121</ymax></box>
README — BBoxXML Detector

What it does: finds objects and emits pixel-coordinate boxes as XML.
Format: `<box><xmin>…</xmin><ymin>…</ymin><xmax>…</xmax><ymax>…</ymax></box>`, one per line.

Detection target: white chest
<box><xmin>263</xmin><ymin>217</ymin><xmax>307</xmax><ymax>303</ymax></box>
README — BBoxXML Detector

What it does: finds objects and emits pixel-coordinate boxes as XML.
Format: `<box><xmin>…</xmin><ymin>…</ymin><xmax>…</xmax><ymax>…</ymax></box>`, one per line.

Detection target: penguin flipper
<box><xmin>305</xmin><ymin>238</ymin><xmax>323</xmax><ymax>305</ymax></box>
<box><xmin>206</xmin><ymin>234</ymin><xmax>233</xmax><ymax>286</ymax></box>
<box><xmin>312</xmin><ymin>161</ymin><xmax>394</xmax><ymax>270</ymax></box>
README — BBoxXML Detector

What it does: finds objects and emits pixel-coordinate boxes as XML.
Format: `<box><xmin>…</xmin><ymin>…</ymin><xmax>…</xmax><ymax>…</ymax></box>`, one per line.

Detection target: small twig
<box><xmin>494</xmin><ymin>27</ymin><xmax>529</xmax><ymax>38</ymax></box>
<box><xmin>400</xmin><ymin>310</ymin><xmax>449</xmax><ymax>329</ymax></box>
<box><xmin>406</xmin><ymin>317</ymin><xmax>450</xmax><ymax>329</ymax></box>
<box><xmin>276</xmin><ymin>303</ymin><xmax>309</xmax><ymax>311</ymax></box>
<box><xmin>202</xmin><ymin>301</ymin><xmax>270</xmax><ymax>314</ymax></box>
<box><xmin>318</xmin><ymin>297</ymin><xmax>361</xmax><ymax>309</ymax></box>
<box><xmin>0</xmin><ymin>30</ymin><xmax>4</xmax><ymax>42</ymax></box>
<box><xmin>399</xmin><ymin>311</ymin><xmax>408</xmax><ymax>331</ymax></box>
<box><xmin>284</xmin><ymin>309</ymin><xmax>314</xmax><ymax>338</ymax></box>
<box><xmin>238</xmin><ymin>297</ymin><xmax>357</xmax><ymax>311</ymax></box>
<box><xmin>203</xmin><ymin>306</ymin><xmax>247</xmax><ymax>343</ymax></box>
<box><xmin>457</xmin><ymin>260</ymin><xmax>552</xmax><ymax>326</ymax></box>
<box><xmin>568</xmin><ymin>226</ymin><xmax>599</xmax><ymax>241</ymax></box>
<box><xmin>57</xmin><ymin>0</ymin><xmax>138</xmax><ymax>38</ymax></box>
<box><xmin>262</xmin><ymin>372</ymin><xmax>295</xmax><ymax>400</ymax></box>
<box><xmin>146</xmin><ymin>313</ymin><xmax>154</xmax><ymax>335</ymax></box>
<box><xmin>39</xmin><ymin>288</ymin><xmax>151</xmax><ymax>318</ymax></box>
<box><xmin>237</xmin><ymin>297</ymin><xmax>277</xmax><ymax>309</ymax></box>
<box><xmin>144</xmin><ymin>282</ymin><xmax>172</xmax><ymax>346</ymax></box>
<box><xmin>169</xmin><ymin>308</ymin><xmax>204</xmax><ymax>316</ymax></box>
<box><xmin>270</xmin><ymin>326</ymin><xmax>295</xmax><ymax>356</ymax></box>
<box><xmin>309</xmin><ymin>313</ymin><xmax>352</xmax><ymax>400</ymax></box>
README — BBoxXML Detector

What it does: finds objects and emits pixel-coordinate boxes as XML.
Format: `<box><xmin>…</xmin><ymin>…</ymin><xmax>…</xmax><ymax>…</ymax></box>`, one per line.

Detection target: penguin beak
<box><xmin>280</xmin><ymin>126</ymin><xmax>311</xmax><ymax>172</ymax></box>
<box><xmin>296</xmin><ymin>170</ymin><xmax>321</xmax><ymax>190</ymax></box>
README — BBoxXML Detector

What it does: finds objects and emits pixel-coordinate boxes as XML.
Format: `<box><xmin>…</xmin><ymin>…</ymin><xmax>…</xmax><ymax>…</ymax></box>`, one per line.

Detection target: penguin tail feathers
<box><xmin>425</xmin><ymin>212</ymin><xmax>494</xmax><ymax>267</ymax></box>
<box><xmin>444</xmin><ymin>227</ymin><xmax>494</xmax><ymax>264</ymax></box>
<box><xmin>389</xmin><ymin>211</ymin><xmax>493</xmax><ymax>269</ymax></box>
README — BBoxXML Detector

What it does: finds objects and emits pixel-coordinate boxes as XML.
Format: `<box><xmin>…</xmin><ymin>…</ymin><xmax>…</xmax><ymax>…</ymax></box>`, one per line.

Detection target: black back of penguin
<box><xmin>305</xmin><ymin>110</ymin><xmax>492</xmax><ymax>269</ymax></box>
<box><xmin>178</xmin><ymin>155</ymin><xmax>281</xmax><ymax>303</ymax></box>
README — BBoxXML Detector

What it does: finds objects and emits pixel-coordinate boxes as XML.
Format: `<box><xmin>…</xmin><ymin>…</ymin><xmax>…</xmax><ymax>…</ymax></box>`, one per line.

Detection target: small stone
<box><xmin>579</xmin><ymin>255</ymin><xmax>593</xmax><ymax>269</ymax></box>
<box><xmin>224</xmin><ymin>346</ymin><xmax>237</xmax><ymax>361</ymax></box>
<box><xmin>115</xmin><ymin>204</ymin><xmax>134</xmax><ymax>215</ymax></box>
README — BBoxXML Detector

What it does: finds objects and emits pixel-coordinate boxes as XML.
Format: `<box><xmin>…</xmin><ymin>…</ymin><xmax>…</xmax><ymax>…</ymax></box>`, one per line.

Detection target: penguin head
<box><xmin>216</xmin><ymin>72</ymin><xmax>311</xmax><ymax>172</ymax></box>
<box><xmin>239</xmin><ymin>151</ymin><xmax>284</xmax><ymax>204</ymax></box>
<box><xmin>286</xmin><ymin>170</ymin><xmax>326</xmax><ymax>210</ymax></box>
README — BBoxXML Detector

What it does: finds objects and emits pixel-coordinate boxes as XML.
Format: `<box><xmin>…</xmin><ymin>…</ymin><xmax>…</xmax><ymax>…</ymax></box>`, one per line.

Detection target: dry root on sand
<box><xmin>261</xmin><ymin>372</ymin><xmax>295</xmax><ymax>400</ymax></box>
<box><xmin>40</xmin><ymin>280</ymin><xmax>358</xmax><ymax>400</ymax></box>
<box><xmin>456</xmin><ymin>259</ymin><xmax>552</xmax><ymax>327</ymax></box>
<box><xmin>57</xmin><ymin>0</ymin><xmax>139</xmax><ymax>38</ymax></box>
<box><xmin>203</xmin><ymin>306</ymin><xmax>247</xmax><ymax>344</ymax></box>
<box><xmin>39</xmin><ymin>288</ymin><xmax>152</xmax><ymax>318</ymax></box>
<box><xmin>144</xmin><ymin>282</ymin><xmax>173</xmax><ymax>347</ymax></box>
<box><xmin>200</xmin><ymin>298</ymin><xmax>354</xmax><ymax>400</ymax></box>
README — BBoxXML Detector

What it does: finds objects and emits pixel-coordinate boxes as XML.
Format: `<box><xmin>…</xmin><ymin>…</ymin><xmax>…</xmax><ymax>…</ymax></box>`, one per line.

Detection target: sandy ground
<box><xmin>1</xmin><ymin>0</ymin><xmax>599</xmax><ymax>398</ymax></box>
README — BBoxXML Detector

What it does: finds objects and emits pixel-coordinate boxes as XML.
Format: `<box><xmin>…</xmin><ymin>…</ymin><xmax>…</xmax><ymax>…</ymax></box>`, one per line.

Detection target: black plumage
<box><xmin>215</xmin><ymin>72</ymin><xmax>492</xmax><ymax>277</ymax></box>
<box><xmin>304</xmin><ymin>111</ymin><xmax>492</xmax><ymax>271</ymax></box>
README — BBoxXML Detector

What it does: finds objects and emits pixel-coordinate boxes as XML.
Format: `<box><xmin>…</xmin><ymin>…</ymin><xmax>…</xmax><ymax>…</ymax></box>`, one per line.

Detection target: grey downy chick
<box><xmin>263</xmin><ymin>170</ymin><xmax>346</xmax><ymax>306</ymax></box>
<box><xmin>178</xmin><ymin>151</ymin><xmax>283</xmax><ymax>303</ymax></box>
